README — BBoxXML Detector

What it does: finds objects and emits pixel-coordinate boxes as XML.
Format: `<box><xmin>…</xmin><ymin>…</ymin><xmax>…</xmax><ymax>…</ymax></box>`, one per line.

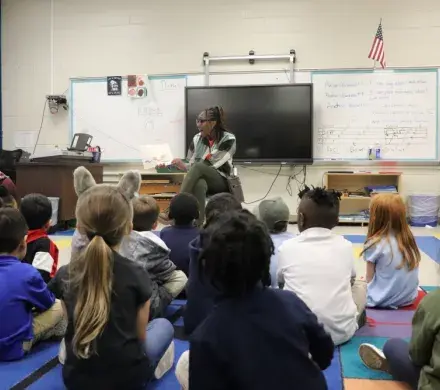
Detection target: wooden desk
<box><xmin>118</xmin><ymin>171</ymin><xmax>185</xmax><ymax>211</ymax></box>
<box><xmin>16</xmin><ymin>162</ymin><xmax>103</xmax><ymax>221</ymax></box>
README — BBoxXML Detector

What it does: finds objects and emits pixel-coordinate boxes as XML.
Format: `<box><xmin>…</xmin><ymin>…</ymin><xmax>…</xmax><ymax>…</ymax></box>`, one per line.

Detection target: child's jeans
<box><xmin>146</xmin><ymin>318</ymin><xmax>175</xmax><ymax>376</ymax></box>
<box><xmin>383</xmin><ymin>338</ymin><xmax>420</xmax><ymax>390</ymax></box>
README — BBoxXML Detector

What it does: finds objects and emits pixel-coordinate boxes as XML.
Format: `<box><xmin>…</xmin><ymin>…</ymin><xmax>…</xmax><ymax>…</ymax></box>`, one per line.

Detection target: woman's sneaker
<box><xmin>358</xmin><ymin>343</ymin><xmax>390</xmax><ymax>373</ymax></box>
<box><xmin>154</xmin><ymin>341</ymin><xmax>175</xmax><ymax>380</ymax></box>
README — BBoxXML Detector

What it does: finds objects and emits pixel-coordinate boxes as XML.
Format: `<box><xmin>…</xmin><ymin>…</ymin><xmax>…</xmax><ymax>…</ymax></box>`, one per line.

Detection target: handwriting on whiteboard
<box><xmin>317</xmin><ymin>126</ymin><xmax>428</xmax><ymax>155</ymax></box>
<box><xmin>160</xmin><ymin>80</ymin><xmax>181</xmax><ymax>91</ymax></box>
<box><xmin>313</xmin><ymin>72</ymin><xmax>437</xmax><ymax>159</ymax></box>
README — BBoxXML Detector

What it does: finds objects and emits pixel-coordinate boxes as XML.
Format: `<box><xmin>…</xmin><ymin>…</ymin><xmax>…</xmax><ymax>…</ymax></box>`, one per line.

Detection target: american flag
<box><xmin>368</xmin><ymin>21</ymin><xmax>386</xmax><ymax>68</ymax></box>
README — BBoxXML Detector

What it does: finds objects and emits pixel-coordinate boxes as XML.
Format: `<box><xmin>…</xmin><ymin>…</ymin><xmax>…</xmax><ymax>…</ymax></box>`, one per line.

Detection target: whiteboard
<box><xmin>70</xmin><ymin>69</ymin><xmax>439</xmax><ymax>162</ymax></box>
<box><xmin>70</xmin><ymin>76</ymin><xmax>187</xmax><ymax>161</ymax></box>
<box><xmin>70</xmin><ymin>71</ymin><xmax>310</xmax><ymax>162</ymax></box>
<box><xmin>312</xmin><ymin>69</ymin><xmax>438</xmax><ymax>161</ymax></box>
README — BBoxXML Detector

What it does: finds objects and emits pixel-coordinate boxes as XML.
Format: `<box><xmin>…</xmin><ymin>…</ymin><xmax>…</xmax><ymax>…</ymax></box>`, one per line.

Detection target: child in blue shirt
<box><xmin>175</xmin><ymin>210</ymin><xmax>334</xmax><ymax>390</ymax></box>
<box><xmin>361</xmin><ymin>193</ymin><xmax>420</xmax><ymax>309</ymax></box>
<box><xmin>254</xmin><ymin>197</ymin><xmax>294</xmax><ymax>288</ymax></box>
<box><xmin>0</xmin><ymin>208</ymin><xmax>65</xmax><ymax>361</ymax></box>
<box><xmin>160</xmin><ymin>193</ymin><xmax>200</xmax><ymax>276</ymax></box>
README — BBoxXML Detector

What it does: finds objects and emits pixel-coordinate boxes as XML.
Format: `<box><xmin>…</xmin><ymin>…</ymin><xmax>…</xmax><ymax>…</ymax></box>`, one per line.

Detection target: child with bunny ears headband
<box><xmin>48</xmin><ymin>167</ymin><xmax>175</xmax><ymax>388</ymax></box>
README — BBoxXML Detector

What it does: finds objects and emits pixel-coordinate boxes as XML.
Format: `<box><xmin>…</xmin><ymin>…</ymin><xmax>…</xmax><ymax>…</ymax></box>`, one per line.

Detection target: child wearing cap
<box><xmin>254</xmin><ymin>198</ymin><xmax>294</xmax><ymax>288</ymax></box>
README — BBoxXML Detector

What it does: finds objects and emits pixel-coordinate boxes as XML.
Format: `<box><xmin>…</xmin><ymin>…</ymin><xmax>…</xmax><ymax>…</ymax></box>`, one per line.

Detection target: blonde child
<box><xmin>50</xmin><ymin>167</ymin><xmax>174</xmax><ymax>388</ymax></box>
<box><xmin>361</xmin><ymin>193</ymin><xmax>420</xmax><ymax>309</ymax></box>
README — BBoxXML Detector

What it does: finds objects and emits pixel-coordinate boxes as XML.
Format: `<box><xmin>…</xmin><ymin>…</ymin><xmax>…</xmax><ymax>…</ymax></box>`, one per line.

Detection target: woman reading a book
<box><xmin>160</xmin><ymin>106</ymin><xmax>236</xmax><ymax>226</ymax></box>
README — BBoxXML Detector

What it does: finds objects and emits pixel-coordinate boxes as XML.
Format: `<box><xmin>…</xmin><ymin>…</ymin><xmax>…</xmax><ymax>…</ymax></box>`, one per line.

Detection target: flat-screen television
<box><xmin>185</xmin><ymin>84</ymin><xmax>313</xmax><ymax>164</ymax></box>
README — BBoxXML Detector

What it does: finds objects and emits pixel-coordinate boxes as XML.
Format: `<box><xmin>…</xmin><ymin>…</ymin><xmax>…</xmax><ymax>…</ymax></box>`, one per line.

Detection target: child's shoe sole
<box><xmin>58</xmin><ymin>338</ymin><xmax>66</xmax><ymax>365</ymax></box>
<box><xmin>358</xmin><ymin>343</ymin><xmax>390</xmax><ymax>373</ymax></box>
<box><xmin>154</xmin><ymin>341</ymin><xmax>175</xmax><ymax>380</ymax></box>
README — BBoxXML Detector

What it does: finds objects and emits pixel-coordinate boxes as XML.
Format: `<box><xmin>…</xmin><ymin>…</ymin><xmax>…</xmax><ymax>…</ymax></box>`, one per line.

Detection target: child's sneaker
<box><xmin>58</xmin><ymin>338</ymin><xmax>66</xmax><ymax>365</ymax></box>
<box><xmin>154</xmin><ymin>341</ymin><xmax>174</xmax><ymax>380</ymax></box>
<box><xmin>358</xmin><ymin>343</ymin><xmax>390</xmax><ymax>373</ymax></box>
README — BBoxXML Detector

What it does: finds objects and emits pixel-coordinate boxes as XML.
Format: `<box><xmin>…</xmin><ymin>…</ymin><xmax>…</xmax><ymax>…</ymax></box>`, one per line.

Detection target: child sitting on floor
<box><xmin>49</xmin><ymin>167</ymin><xmax>174</xmax><ymax>388</ymax></box>
<box><xmin>359</xmin><ymin>288</ymin><xmax>440</xmax><ymax>390</ymax></box>
<box><xmin>71</xmin><ymin>191</ymin><xmax>187</xmax><ymax>319</ymax></box>
<box><xmin>277</xmin><ymin>186</ymin><xmax>366</xmax><ymax>346</ymax></box>
<box><xmin>175</xmin><ymin>210</ymin><xmax>334</xmax><ymax>390</ymax></box>
<box><xmin>20</xmin><ymin>194</ymin><xmax>59</xmax><ymax>283</ymax></box>
<box><xmin>119</xmin><ymin>195</ymin><xmax>188</xmax><ymax>318</ymax></box>
<box><xmin>160</xmin><ymin>193</ymin><xmax>200</xmax><ymax>276</ymax></box>
<box><xmin>360</xmin><ymin>193</ymin><xmax>420</xmax><ymax>309</ymax></box>
<box><xmin>0</xmin><ymin>208</ymin><xmax>65</xmax><ymax>361</ymax></box>
<box><xmin>254</xmin><ymin>197</ymin><xmax>294</xmax><ymax>288</ymax></box>
<box><xmin>184</xmin><ymin>192</ymin><xmax>242</xmax><ymax>335</ymax></box>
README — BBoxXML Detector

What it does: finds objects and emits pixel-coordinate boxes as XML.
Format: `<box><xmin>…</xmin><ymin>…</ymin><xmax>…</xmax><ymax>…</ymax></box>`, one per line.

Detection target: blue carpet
<box><xmin>27</xmin><ymin>365</ymin><xmax>64</xmax><ymax>390</ymax></box>
<box><xmin>28</xmin><ymin>339</ymin><xmax>189</xmax><ymax>390</ymax></box>
<box><xmin>173</xmin><ymin>318</ymin><xmax>184</xmax><ymax>327</ymax></box>
<box><xmin>343</xmin><ymin>235</ymin><xmax>366</xmax><ymax>244</ymax></box>
<box><xmin>27</xmin><ymin>338</ymin><xmax>344</xmax><ymax>389</ymax></box>
<box><xmin>323</xmin><ymin>348</ymin><xmax>343</xmax><ymax>390</ymax></box>
<box><xmin>0</xmin><ymin>341</ymin><xmax>59</xmax><ymax>390</ymax></box>
<box><xmin>414</xmin><ymin>236</ymin><xmax>440</xmax><ymax>263</ymax></box>
<box><xmin>164</xmin><ymin>304</ymin><xmax>182</xmax><ymax>319</ymax></box>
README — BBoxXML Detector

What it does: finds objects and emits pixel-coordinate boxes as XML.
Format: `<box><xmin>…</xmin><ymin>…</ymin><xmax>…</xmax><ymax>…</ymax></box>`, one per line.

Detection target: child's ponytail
<box><xmin>72</xmin><ymin>235</ymin><xmax>113</xmax><ymax>358</ymax></box>
<box><xmin>71</xmin><ymin>166</ymin><xmax>141</xmax><ymax>359</ymax></box>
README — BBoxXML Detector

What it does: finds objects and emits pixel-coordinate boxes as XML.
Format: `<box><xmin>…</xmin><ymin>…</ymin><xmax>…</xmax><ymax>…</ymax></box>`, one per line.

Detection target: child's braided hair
<box><xmin>298</xmin><ymin>185</ymin><xmax>342</xmax><ymax>207</ymax></box>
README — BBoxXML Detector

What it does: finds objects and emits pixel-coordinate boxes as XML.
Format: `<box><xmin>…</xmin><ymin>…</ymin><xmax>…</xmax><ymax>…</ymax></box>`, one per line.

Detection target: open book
<box><xmin>140</xmin><ymin>143</ymin><xmax>173</xmax><ymax>170</ymax></box>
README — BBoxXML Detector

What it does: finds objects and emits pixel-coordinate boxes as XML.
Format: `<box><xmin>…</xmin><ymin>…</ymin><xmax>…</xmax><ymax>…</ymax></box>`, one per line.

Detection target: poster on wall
<box><xmin>127</xmin><ymin>74</ymin><xmax>148</xmax><ymax>98</ymax></box>
<box><xmin>107</xmin><ymin>76</ymin><xmax>122</xmax><ymax>96</ymax></box>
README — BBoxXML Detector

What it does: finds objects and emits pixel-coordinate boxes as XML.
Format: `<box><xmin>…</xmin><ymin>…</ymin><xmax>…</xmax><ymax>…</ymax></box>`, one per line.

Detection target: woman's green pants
<box><xmin>180</xmin><ymin>161</ymin><xmax>229</xmax><ymax>225</ymax></box>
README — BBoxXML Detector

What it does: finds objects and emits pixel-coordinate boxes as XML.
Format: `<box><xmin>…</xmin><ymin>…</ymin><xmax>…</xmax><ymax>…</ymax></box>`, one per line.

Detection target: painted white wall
<box><xmin>3</xmin><ymin>0</ymin><xmax>440</xmax><ymax>215</ymax></box>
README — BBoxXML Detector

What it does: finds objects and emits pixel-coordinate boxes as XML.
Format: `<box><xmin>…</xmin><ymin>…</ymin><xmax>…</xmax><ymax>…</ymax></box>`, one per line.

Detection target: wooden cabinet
<box><xmin>323</xmin><ymin>172</ymin><xmax>402</xmax><ymax>225</ymax></box>
<box><xmin>120</xmin><ymin>172</ymin><xmax>185</xmax><ymax>211</ymax></box>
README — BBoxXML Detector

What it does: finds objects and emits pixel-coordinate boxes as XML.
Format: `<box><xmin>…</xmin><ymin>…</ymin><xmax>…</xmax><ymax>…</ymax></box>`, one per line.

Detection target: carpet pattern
<box><xmin>1</xmin><ymin>232</ymin><xmax>439</xmax><ymax>389</ymax></box>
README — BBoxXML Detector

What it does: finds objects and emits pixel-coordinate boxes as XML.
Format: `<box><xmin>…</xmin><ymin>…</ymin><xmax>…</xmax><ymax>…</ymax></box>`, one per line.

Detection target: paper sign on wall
<box><xmin>128</xmin><ymin>74</ymin><xmax>148</xmax><ymax>98</ymax></box>
<box><xmin>14</xmin><ymin>131</ymin><xmax>37</xmax><ymax>149</ymax></box>
<box><xmin>107</xmin><ymin>76</ymin><xmax>122</xmax><ymax>96</ymax></box>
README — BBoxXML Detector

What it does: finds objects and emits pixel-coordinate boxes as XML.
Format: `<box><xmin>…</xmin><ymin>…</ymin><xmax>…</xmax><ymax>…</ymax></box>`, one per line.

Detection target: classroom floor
<box><xmin>2</xmin><ymin>225</ymin><xmax>439</xmax><ymax>389</ymax></box>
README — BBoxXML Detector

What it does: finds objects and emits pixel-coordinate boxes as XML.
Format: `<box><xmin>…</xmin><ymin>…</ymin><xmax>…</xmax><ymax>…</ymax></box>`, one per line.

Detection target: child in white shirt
<box><xmin>278</xmin><ymin>186</ymin><xmax>367</xmax><ymax>345</ymax></box>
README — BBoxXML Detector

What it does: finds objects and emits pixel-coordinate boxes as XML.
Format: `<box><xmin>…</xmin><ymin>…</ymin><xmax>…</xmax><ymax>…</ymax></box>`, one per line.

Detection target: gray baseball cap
<box><xmin>254</xmin><ymin>197</ymin><xmax>290</xmax><ymax>231</ymax></box>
